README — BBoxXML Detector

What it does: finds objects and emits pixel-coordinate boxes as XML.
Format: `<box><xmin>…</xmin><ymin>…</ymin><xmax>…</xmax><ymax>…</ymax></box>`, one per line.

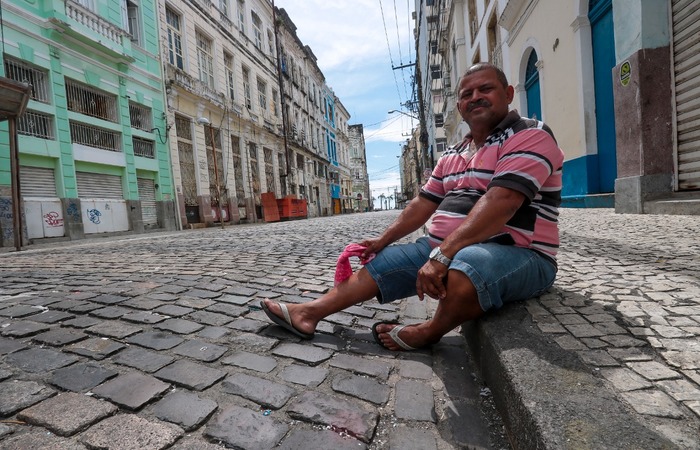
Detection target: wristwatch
<box><xmin>429</xmin><ymin>247</ymin><xmax>452</xmax><ymax>266</ymax></box>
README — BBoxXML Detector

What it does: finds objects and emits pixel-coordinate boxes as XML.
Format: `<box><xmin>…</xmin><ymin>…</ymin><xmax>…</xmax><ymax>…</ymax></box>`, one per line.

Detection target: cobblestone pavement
<box><xmin>1</xmin><ymin>208</ymin><xmax>699</xmax><ymax>449</ymax></box>
<box><xmin>0</xmin><ymin>211</ymin><xmax>502</xmax><ymax>450</ymax></box>
<box><xmin>524</xmin><ymin>208</ymin><xmax>700</xmax><ymax>448</ymax></box>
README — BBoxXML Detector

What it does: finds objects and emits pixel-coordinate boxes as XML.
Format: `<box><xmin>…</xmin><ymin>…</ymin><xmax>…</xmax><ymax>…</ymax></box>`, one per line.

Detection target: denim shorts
<box><xmin>364</xmin><ymin>237</ymin><xmax>557</xmax><ymax>312</ymax></box>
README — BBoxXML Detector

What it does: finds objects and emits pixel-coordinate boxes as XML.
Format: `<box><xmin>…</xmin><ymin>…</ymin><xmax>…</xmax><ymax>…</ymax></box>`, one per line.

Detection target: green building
<box><xmin>0</xmin><ymin>0</ymin><xmax>176</xmax><ymax>247</ymax></box>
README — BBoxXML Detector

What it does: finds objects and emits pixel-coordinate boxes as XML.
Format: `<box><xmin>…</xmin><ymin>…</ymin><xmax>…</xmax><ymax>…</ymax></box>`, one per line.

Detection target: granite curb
<box><xmin>463</xmin><ymin>303</ymin><xmax>679</xmax><ymax>449</ymax></box>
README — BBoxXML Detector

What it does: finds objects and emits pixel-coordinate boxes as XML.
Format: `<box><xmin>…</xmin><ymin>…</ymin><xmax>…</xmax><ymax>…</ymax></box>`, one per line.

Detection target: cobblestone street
<box><xmin>0</xmin><ymin>210</ymin><xmax>498</xmax><ymax>450</ymax></box>
<box><xmin>1</xmin><ymin>208</ymin><xmax>700</xmax><ymax>449</ymax></box>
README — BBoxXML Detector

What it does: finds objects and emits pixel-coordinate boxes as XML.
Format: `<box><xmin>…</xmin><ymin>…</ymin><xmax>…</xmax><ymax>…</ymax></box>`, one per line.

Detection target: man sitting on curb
<box><xmin>261</xmin><ymin>63</ymin><xmax>564</xmax><ymax>351</ymax></box>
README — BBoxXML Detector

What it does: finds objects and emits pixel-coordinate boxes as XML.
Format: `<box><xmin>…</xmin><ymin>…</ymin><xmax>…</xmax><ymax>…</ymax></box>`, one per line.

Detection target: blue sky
<box><xmin>278</xmin><ymin>0</ymin><xmax>417</xmax><ymax>208</ymax></box>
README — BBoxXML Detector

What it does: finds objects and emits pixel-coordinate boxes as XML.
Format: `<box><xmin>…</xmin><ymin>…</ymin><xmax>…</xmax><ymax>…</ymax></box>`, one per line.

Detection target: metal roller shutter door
<box><xmin>76</xmin><ymin>172</ymin><xmax>123</xmax><ymax>199</ymax></box>
<box><xmin>19</xmin><ymin>166</ymin><xmax>57</xmax><ymax>197</ymax></box>
<box><xmin>137</xmin><ymin>178</ymin><xmax>157</xmax><ymax>225</ymax></box>
<box><xmin>671</xmin><ymin>0</ymin><xmax>700</xmax><ymax>190</ymax></box>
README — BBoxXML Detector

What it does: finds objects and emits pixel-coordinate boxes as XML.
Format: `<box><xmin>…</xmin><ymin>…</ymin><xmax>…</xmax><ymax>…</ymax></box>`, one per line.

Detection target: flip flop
<box><xmin>371</xmin><ymin>321</ymin><xmax>416</xmax><ymax>351</ymax></box>
<box><xmin>260</xmin><ymin>300</ymin><xmax>314</xmax><ymax>340</ymax></box>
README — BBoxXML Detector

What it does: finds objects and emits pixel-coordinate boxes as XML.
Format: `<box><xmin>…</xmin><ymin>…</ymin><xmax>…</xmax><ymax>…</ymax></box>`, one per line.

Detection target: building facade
<box><xmin>335</xmin><ymin>97</ymin><xmax>354</xmax><ymax>213</ymax></box>
<box><xmin>0</xmin><ymin>0</ymin><xmax>379</xmax><ymax>248</ymax></box>
<box><xmin>161</xmin><ymin>0</ymin><xmax>285</xmax><ymax>226</ymax></box>
<box><xmin>412</xmin><ymin>0</ymin><xmax>699</xmax><ymax>215</ymax></box>
<box><xmin>0</xmin><ymin>0</ymin><xmax>177</xmax><ymax>247</ymax></box>
<box><xmin>348</xmin><ymin>124</ymin><xmax>371</xmax><ymax>212</ymax></box>
<box><xmin>276</xmin><ymin>8</ymin><xmax>335</xmax><ymax>218</ymax></box>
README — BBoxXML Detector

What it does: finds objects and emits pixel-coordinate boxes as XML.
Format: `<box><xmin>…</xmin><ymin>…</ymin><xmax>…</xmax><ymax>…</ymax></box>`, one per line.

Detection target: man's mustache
<box><xmin>467</xmin><ymin>99</ymin><xmax>491</xmax><ymax>111</ymax></box>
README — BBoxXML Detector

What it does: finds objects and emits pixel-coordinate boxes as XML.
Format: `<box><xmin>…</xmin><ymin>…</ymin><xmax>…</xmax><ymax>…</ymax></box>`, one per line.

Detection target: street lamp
<box><xmin>387</xmin><ymin>109</ymin><xmax>419</xmax><ymax>120</ymax></box>
<box><xmin>197</xmin><ymin>116</ymin><xmax>225</xmax><ymax>230</ymax></box>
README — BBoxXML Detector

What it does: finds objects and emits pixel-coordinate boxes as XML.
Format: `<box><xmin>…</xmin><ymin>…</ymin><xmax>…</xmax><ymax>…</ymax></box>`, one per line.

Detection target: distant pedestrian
<box><xmin>262</xmin><ymin>63</ymin><xmax>564</xmax><ymax>351</ymax></box>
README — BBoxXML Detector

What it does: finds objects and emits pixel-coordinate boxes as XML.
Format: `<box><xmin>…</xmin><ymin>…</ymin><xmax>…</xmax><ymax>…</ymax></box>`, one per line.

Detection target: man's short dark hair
<box><xmin>462</xmin><ymin>63</ymin><xmax>509</xmax><ymax>88</ymax></box>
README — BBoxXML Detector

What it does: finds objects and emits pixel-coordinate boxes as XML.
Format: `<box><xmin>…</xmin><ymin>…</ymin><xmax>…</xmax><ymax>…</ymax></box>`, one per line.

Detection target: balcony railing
<box><xmin>70</xmin><ymin>121</ymin><xmax>121</xmax><ymax>152</ymax></box>
<box><xmin>18</xmin><ymin>111</ymin><xmax>55</xmax><ymax>140</ymax></box>
<box><xmin>66</xmin><ymin>0</ymin><xmax>127</xmax><ymax>45</ymax></box>
<box><xmin>165</xmin><ymin>66</ymin><xmax>226</xmax><ymax>109</ymax></box>
<box><xmin>133</xmin><ymin>137</ymin><xmax>155</xmax><ymax>158</ymax></box>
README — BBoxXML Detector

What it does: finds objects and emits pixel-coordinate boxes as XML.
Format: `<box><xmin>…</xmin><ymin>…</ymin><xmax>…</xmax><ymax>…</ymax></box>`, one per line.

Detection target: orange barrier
<box><xmin>261</xmin><ymin>192</ymin><xmax>280</xmax><ymax>222</ymax></box>
<box><xmin>277</xmin><ymin>195</ymin><xmax>308</xmax><ymax>220</ymax></box>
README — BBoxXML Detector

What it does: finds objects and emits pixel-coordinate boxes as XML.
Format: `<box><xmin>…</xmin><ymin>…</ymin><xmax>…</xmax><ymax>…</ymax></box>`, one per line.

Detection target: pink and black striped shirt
<box><xmin>420</xmin><ymin>111</ymin><xmax>564</xmax><ymax>262</ymax></box>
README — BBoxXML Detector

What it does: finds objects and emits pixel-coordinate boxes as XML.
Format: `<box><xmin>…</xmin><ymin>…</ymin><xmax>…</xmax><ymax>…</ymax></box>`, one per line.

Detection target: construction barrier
<box><xmin>277</xmin><ymin>195</ymin><xmax>308</xmax><ymax>220</ymax></box>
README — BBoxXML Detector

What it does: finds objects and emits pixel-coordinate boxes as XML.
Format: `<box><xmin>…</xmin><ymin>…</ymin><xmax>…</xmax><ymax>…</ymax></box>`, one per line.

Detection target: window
<box><xmin>205</xmin><ymin>125</ymin><xmax>226</xmax><ymax>206</ymax></box>
<box><xmin>436</xmin><ymin>138</ymin><xmax>447</xmax><ymax>154</ymax></box>
<box><xmin>219</xmin><ymin>0</ymin><xmax>228</xmax><ymax>16</ymax></box>
<box><xmin>430</xmin><ymin>65</ymin><xmax>442</xmax><ymax>80</ymax></box>
<box><xmin>288</xmin><ymin>56</ymin><xmax>295</xmax><ymax>82</ymax></box>
<box><xmin>242</xmin><ymin>67</ymin><xmax>252</xmax><ymax>109</ymax></box>
<box><xmin>248</xmin><ymin>142</ymin><xmax>260</xmax><ymax>194</ymax></box>
<box><xmin>65</xmin><ymin>79</ymin><xmax>119</xmax><ymax>122</ymax></box>
<box><xmin>175</xmin><ymin>115</ymin><xmax>197</xmax><ymax>208</ymax></box>
<box><xmin>468</xmin><ymin>0</ymin><xmax>478</xmax><ymax>42</ymax></box>
<box><xmin>237</xmin><ymin>0</ymin><xmax>245</xmax><ymax>34</ymax></box>
<box><xmin>122</xmin><ymin>0</ymin><xmax>141</xmax><ymax>46</ymax></box>
<box><xmin>271</xmin><ymin>89</ymin><xmax>279</xmax><ymax>117</ymax></box>
<box><xmin>267</xmin><ymin>29</ymin><xmax>274</xmax><ymax>55</ymax></box>
<box><xmin>18</xmin><ymin>111</ymin><xmax>54</xmax><ymax>140</ymax></box>
<box><xmin>132</xmin><ymin>137</ymin><xmax>155</xmax><ymax>158</ymax></box>
<box><xmin>263</xmin><ymin>147</ymin><xmax>274</xmax><ymax>192</ymax></box>
<box><xmin>231</xmin><ymin>135</ymin><xmax>245</xmax><ymax>200</ymax></box>
<box><xmin>4</xmin><ymin>58</ymin><xmax>50</xmax><ymax>103</ymax></box>
<box><xmin>70</xmin><ymin>121</ymin><xmax>121</xmax><ymax>152</ymax></box>
<box><xmin>129</xmin><ymin>102</ymin><xmax>152</xmax><ymax>131</ymax></box>
<box><xmin>252</xmin><ymin>12</ymin><xmax>263</xmax><ymax>50</ymax></box>
<box><xmin>257</xmin><ymin>78</ymin><xmax>267</xmax><ymax>112</ymax></box>
<box><xmin>75</xmin><ymin>0</ymin><xmax>95</xmax><ymax>10</ymax></box>
<box><xmin>196</xmin><ymin>30</ymin><xmax>214</xmax><ymax>89</ymax></box>
<box><xmin>166</xmin><ymin>7</ymin><xmax>183</xmax><ymax>69</ymax></box>
<box><xmin>435</xmin><ymin>113</ymin><xmax>444</xmax><ymax>127</ymax></box>
<box><xmin>224</xmin><ymin>52</ymin><xmax>235</xmax><ymax>99</ymax></box>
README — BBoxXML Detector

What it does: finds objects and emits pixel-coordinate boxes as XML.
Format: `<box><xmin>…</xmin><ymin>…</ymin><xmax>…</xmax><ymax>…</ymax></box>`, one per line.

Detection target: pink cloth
<box><xmin>334</xmin><ymin>243</ymin><xmax>376</xmax><ymax>286</ymax></box>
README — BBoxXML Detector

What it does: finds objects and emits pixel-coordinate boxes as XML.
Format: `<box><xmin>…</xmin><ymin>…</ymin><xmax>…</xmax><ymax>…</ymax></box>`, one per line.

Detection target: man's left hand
<box><xmin>416</xmin><ymin>260</ymin><xmax>449</xmax><ymax>301</ymax></box>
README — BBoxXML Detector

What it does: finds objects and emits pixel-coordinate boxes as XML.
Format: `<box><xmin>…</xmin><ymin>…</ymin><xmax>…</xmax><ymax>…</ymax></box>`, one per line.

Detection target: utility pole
<box><xmin>272</xmin><ymin>1</ymin><xmax>291</xmax><ymax>182</ymax></box>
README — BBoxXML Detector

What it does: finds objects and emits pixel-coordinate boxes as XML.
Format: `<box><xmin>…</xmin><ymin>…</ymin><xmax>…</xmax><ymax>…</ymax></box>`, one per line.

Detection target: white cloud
<box><xmin>279</xmin><ymin>1</ymin><xmax>414</xmax><ymax>74</ymax></box>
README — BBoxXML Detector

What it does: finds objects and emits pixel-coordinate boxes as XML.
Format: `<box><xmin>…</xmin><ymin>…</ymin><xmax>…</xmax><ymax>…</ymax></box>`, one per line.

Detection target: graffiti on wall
<box><xmin>0</xmin><ymin>198</ymin><xmax>11</xmax><ymax>220</ymax></box>
<box><xmin>43</xmin><ymin>212</ymin><xmax>64</xmax><ymax>227</ymax></box>
<box><xmin>87</xmin><ymin>208</ymin><xmax>102</xmax><ymax>224</ymax></box>
<box><xmin>66</xmin><ymin>202</ymin><xmax>80</xmax><ymax>222</ymax></box>
<box><xmin>0</xmin><ymin>198</ymin><xmax>13</xmax><ymax>241</ymax></box>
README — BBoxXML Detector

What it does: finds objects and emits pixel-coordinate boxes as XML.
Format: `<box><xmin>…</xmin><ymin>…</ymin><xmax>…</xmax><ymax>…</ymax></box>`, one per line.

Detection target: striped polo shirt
<box><xmin>420</xmin><ymin>111</ymin><xmax>564</xmax><ymax>261</ymax></box>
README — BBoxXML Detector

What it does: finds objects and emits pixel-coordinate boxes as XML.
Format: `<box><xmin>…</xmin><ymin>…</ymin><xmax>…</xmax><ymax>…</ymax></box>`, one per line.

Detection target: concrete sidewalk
<box><xmin>466</xmin><ymin>209</ymin><xmax>700</xmax><ymax>449</ymax></box>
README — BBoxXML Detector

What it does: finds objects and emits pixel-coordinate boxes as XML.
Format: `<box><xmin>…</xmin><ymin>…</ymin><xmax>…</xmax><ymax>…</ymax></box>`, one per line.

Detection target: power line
<box><xmin>378</xmin><ymin>0</ymin><xmax>404</xmax><ymax>106</ymax></box>
<box><xmin>393</xmin><ymin>0</ymin><xmax>409</xmax><ymax>101</ymax></box>
<box><xmin>368</xmin><ymin>164</ymin><xmax>400</xmax><ymax>176</ymax></box>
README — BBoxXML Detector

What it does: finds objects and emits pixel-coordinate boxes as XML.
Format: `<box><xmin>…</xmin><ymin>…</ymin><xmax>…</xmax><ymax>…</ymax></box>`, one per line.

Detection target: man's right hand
<box><xmin>358</xmin><ymin>237</ymin><xmax>388</xmax><ymax>259</ymax></box>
